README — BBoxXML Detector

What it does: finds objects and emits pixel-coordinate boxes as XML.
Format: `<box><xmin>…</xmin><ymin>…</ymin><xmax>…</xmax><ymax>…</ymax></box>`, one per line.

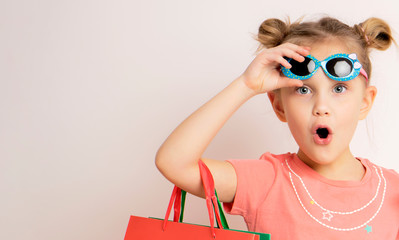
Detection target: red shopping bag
<box><xmin>124</xmin><ymin>160</ymin><xmax>270</xmax><ymax>240</ymax></box>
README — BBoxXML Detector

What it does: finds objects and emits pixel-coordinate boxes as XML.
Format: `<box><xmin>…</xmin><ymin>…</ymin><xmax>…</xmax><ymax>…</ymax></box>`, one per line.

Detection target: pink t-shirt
<box><xmin>224</xmin><ymin>152</ymin><xmax>399</xmax><ymax>239</ymax></box>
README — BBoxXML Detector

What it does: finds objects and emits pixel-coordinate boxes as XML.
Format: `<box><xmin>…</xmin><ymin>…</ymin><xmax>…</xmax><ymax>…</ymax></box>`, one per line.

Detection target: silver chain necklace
<box><xmin>285</xmin><ymin>159</ymin><xmax>386</xmax><ymax>231</ymax></box>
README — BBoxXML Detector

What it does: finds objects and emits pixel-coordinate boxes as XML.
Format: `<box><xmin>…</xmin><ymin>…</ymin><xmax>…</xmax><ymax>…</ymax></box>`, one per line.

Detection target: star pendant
<box><xmin>322</xmin><ymin>211</ymin><xmax>333</xmax><ymax>221</ymax></box>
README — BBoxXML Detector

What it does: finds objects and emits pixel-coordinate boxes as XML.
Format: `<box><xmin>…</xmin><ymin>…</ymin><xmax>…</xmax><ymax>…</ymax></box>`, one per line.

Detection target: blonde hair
<box><xmin>254</xmin><ymin>16</ymin><xmax>396</xmax><ymax>81</ymax></box>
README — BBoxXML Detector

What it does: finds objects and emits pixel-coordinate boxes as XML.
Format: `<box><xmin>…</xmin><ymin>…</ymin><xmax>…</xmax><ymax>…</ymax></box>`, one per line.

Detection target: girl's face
<box><xmin>271</xmin><ymin>39</ymin><xmax>376</xmax><ymax>169</ymax></box>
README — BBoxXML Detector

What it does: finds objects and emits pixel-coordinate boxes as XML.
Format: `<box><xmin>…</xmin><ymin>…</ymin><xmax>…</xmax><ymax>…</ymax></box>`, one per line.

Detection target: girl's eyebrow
<box><xmin>297</xmin><ymin>80</ymin><xmax>337</xmax><ymax>90</ymax></box>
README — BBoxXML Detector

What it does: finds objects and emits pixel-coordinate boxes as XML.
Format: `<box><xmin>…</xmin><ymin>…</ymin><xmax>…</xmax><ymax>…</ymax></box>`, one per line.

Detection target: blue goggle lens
<box><xmin>325</xmin><ymin>57</ymin><xmax>353</xmax><ymax>78</ymax></box>
<box><xmin>290</xmin><ymin>57</ymin><xmax>316</xmax><ymax>76</ymax></box>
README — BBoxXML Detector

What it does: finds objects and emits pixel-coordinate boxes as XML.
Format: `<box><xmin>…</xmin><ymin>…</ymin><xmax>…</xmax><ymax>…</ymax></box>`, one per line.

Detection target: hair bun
<box><xmin>256</xmin><ymin>18</ymin><xmax>289</xmax><ymax>50</ymax></box>
<box><xmin>361</xmin><ymin>17</ymin><xmax>395</xmax><ymax>50</ymax></box>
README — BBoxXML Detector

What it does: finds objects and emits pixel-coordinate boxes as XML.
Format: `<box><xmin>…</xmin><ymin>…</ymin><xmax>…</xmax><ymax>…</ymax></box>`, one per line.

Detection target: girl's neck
<box><xmin>297</xmin><ymin>149</ymin><xmax>366</xmax><ymax>181</ymax></box>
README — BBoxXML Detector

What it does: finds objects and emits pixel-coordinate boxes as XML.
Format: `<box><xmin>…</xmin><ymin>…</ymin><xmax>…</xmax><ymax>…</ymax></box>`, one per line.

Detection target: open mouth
<box><xmin>313</xmin><ymin>125</ymin><xmax>332</xmax><ymax>145</ymax></box>
<box><xmin>316</xmin><ymin>128</ymin><xmax>329</xmax><ymax>139</ymax></box>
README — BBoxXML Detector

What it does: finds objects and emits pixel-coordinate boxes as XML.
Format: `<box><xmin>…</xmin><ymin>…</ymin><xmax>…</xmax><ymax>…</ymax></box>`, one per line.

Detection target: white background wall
<box><xmin>1</xmin><ymin>0</ymin><xmax>398</xmax><ymax>239</ymax></box>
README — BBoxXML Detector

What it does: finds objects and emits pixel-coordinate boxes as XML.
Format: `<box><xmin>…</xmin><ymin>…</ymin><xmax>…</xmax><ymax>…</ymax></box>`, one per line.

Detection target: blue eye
<box><xmin>333</xmin><ymin>85</ymin><xmax>347</xmax><ymax>93</ymax></box>
<box><xmin>296</xmin><ymin>86</ymin><xmax>311</xmax><ymax>94</ymax></box>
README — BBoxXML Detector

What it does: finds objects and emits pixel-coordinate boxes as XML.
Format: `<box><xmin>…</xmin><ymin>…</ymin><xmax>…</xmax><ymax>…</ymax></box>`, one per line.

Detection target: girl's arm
<box><xmin>155</xmin><ymin>43</ymin><xmax>309</xmax><ymax>203</ymax></box>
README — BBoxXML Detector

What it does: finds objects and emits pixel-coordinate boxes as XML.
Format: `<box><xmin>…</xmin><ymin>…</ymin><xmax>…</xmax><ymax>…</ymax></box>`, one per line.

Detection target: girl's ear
<box><xmin>359</xmin><ymin>85</ymin><xmax>377</xmax><ymax>120</ymax></box>
<box><xmin>268</xmin><ymin>91</ymin><xmax>287</xmax><ymax>122</ymax></box>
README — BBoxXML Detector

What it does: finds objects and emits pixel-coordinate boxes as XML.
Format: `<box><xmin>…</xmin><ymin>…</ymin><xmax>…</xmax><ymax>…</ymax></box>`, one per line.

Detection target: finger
<box><xmin>278</xmin><ymin>78</ymin><xmax>304</xmax><ymax>89</ymax></box>
<box><xmin>290</xmin><ymin>52</ymin><xmax>307</xmax><ymax>63</ymax></box>
<box><xmin>286</xmin><ymin>78</ymin><xmax>304</xmax><ymax>87</ymax></box>
<box><xmin>274</xmin><ymin>56</ymin><xmax>291</xmax><ymax>69</ymax></box>
<box><xmin>256</xmin><ymin>45</ymin><xmax>309</xmax><ymax>69</ymax></box>
<box><xmin>256</xmin><ymin>51</ymin><xmax>288</xmax><ymax>68</ymax></box>
<box><xmin>278</xmin><ymin>43</ymin><xmax>311</xmax><ymax>58</ymax></box>
<box><xmin>278</xmin><ymin>48</ymin><xmax>306</xmax><ymax>63</ymax></box>
<box><xmin>280</xmin><ymin>42</ymin><xmax>311</xmax><ymax>54</ymax></box>
<box><xmin>283</xmin><ymin>46</ymin><xmax>310</xmax><ymax>57</ymax></box>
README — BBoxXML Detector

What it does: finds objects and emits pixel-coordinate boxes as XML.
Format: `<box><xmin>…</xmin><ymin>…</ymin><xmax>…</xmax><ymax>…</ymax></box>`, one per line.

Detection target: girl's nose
<box><xmin>313</xmin><ymin>108</ymin><xmax>330</xmax><ymax>116</ymax></box>
<box><xmin>312</xmin><ymin>95</ymin><xmax>331</xmax><ymax>117</ymax></box>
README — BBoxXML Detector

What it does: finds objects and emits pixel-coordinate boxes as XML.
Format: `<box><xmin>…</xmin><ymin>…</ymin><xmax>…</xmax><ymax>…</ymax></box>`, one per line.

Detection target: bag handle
<box><xmin>162</xmin><ymin>160</ymin><xmax>224</xmax><ymax>238</ymax></box>
<box><xmin>198</xmin><ymin>159</ymin><xmax>223</xmax><ymax>236</ymax></box>
<box><xmin>177</xmin><ymin>190</ymin><xmax>229</xmax><ymax>229</ymax></box>
<box><xmin>214</xmin><ymin>190</ymin><xmax>229</xmax><ymax>229</ymax></box>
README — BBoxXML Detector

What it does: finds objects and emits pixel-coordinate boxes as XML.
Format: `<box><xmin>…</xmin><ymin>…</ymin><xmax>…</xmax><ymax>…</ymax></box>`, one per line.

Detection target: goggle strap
<box><xmin>360</xmin><ymin>68</ymin><xmax>369</xmax><ymax>82</ymax></box>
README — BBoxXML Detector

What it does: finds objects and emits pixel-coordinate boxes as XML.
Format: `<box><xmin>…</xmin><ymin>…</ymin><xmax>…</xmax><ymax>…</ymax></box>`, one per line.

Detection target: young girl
<box><xmin>155</xmin><ymin>16</ymin><xmax>399</xmax><ymax>239</ymax></box>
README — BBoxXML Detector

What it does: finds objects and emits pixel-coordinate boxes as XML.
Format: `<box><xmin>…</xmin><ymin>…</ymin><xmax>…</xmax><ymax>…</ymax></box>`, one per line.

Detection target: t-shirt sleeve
<box><xmin>223</xmin><ymin>152</ymin><xmax>279</xmax><ymax>219</ymax></box>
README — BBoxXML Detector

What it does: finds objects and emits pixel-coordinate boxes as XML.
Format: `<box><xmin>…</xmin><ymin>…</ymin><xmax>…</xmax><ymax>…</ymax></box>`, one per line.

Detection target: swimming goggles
<box><xmin>281</xmin><ymin>53</ymin><xmax>368</xmax><ymax>81</ymax></box>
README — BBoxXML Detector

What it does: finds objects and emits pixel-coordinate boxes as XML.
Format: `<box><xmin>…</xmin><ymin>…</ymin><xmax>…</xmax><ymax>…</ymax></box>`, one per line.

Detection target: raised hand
<box><xmin>240</xmin><ymin>43</ymin><xmax>310</xmax><ymax>94</ymax></box>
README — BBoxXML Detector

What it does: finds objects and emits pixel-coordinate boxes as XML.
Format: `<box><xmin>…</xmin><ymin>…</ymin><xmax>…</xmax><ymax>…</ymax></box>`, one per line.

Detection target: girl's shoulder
<box><xmin>361</xmin><ymin>158</ymin><xmax>399</xmax><ymax>180</ymax></box>
<box><xmin>360</xmin><ymin>158</ymin><xmax>399</xmax><ymax>197</ymax></box>
<box><xmin>227</xmin><ymin>152</ymin><xmax>293</xmax><ymax>180</ymax></box>
<box><xmin>258</xmin><ymin>151</ymin><xmax>294</xmax><ymax>163</ymax></box>
<box><xmin>380</xmin><ymin>165</ymin><xmax>399</xmax><ymax>182</ymax></box>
